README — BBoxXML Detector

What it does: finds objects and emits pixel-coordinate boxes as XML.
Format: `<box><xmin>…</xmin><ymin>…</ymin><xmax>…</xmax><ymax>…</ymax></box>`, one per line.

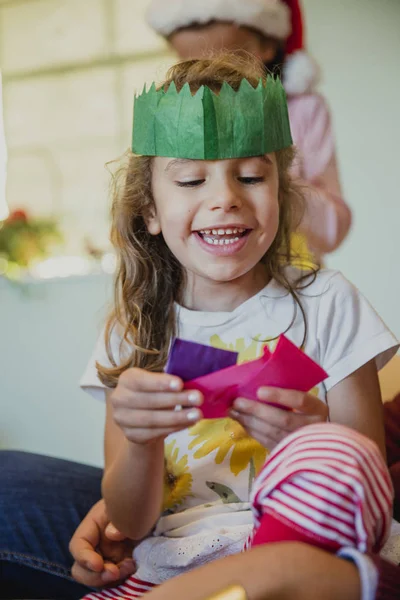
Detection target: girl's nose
<box><xmin>208</xmin><ymin>181</ymin><xmax>243</xmax><ymax>212</ymax></box>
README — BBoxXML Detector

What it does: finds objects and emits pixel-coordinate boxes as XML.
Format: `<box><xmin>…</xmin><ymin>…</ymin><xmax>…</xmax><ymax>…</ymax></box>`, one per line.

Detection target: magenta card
<box><xmin>183</xmin><ymin>337</ymin><xmax>328</xmax><ymax>419</ymax></box>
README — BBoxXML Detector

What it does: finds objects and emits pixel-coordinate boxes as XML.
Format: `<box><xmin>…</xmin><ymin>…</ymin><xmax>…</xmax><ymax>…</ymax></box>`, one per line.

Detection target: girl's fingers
<box><xmin>233</xmin><ymin>398</ymin><xmax>306</xmax><ymax>433</ymax></box>
<box><xmin>231</xmin><ymin>411</ymin><xmax>285</xmax><ymax>445</ymax></box>
<box><xmin>257</xmin><ymin>388</ymin><xmax>328</xmax><ymax>419</ymax></box>
<box><xmin>117</xmin><ymin>389</ymin><xmax>203</xmax><ymax>410</ymax></box>
<box><xmin>118</xmin><ymin>368</ymin><xmax>183</xmax><ymax>393</ymax></box>
<box><xmin>292</xmin><ymin>392</ymin><xmax>329</xmax><ymax>418</ymax></box>
<box><xmin>111</xmin><ymin>368</ymin><xmax>204</xmax><ymax>444</ymax></box>
<box><xmin>115</xmin><ymin>407</ymin><xmax>202</xmax><ymax>430</ymax></box>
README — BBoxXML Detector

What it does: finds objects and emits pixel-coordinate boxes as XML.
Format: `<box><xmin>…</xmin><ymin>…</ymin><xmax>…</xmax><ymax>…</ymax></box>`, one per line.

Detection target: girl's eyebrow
<box><xmin>232</xmin><ymin>156</ymin><xmax>273</xmax><ymax>167</ymax></box>
<box><xmin>165</xmin><ymin>159</ymin><xmax>194</xmax><ymax>172</ymax></box>
<box><xmin>165</xmin><ymin>155</ymin><xmax>273</xmax><ymax>172</ymax></box>
<box><xmin>249</xmin><ymin>156</ymin><xmax>273</xmax><ymax>166</ymax></box>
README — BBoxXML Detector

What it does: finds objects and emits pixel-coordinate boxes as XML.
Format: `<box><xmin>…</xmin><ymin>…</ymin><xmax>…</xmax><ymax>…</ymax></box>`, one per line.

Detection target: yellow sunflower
<box><xmin>163</xmin><ymin>440</ymin><xmax>193</xmax><ymax>511</ymax></box>
<box><xmin>189</xmin><ymin>418</ymin><xmax>268</xmax><ymax>476</ymax></box>
<box><xmin>209</xmin><ymin>334</ymin><xmax>278</xmax><ymax>364</ymax></box>
<box><xmin>210</xmin><ymin>334</ymin><xmax>263</xmax><ymax>363</ymax></box>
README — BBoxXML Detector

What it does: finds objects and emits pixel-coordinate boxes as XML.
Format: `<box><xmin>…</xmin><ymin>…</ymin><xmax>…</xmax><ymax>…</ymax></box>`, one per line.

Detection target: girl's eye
<box><xmin>176</xmin><ymin>179</ymin><xmax>205</xmax><ymax>188</ymax></box>
<box><xmin>238</xmin><ymin>177</ymin><xmax>265</xmax><ymax>185</ymax></box>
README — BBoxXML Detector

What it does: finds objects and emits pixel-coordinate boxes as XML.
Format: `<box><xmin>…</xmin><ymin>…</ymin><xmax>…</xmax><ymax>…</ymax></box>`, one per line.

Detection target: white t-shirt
<box><xmin>80</xmin><ymin>268</ymin><xmax>398</xmax><ymax>585</ymax></box>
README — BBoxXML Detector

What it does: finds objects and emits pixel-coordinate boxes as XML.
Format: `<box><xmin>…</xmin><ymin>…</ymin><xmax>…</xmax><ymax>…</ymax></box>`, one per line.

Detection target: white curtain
<box><xmin>0</xmin><ymin>71</ymin><xmax>9</xmax><ymax>220</ymax></box>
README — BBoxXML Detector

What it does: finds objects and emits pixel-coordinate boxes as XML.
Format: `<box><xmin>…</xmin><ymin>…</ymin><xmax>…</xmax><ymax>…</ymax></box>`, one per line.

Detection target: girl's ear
<box><xmin>144</xmin><ymin>206</ymin><xmax>162</xmax><ymax>236</ymax></box>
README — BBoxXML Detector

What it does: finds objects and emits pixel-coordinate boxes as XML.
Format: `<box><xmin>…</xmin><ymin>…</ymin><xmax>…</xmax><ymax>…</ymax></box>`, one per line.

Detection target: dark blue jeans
<box><xmin>0</xmin><ymin>451</ymin><xmax>102</xmax><ymax>599</ymax></box>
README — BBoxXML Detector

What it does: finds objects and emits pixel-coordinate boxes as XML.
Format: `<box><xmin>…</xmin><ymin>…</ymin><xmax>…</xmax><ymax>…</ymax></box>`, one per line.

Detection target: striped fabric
<box><xmin>249</xmin><ymin>423</ymin><xmax>394</xmax><ymax>554</ymax></box>
<box><xmin>82</xmin><ymin>424</ymin><xmax>393</xmax><ymax>600</ymax></box>
<box><xmin>84</xmin><ymin>576</ymin><xmax>156</xmax><ymax>600</ymax></box>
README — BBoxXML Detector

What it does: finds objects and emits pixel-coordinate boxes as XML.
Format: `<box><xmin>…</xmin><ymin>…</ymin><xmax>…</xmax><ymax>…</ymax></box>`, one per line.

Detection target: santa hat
<box><xmin>146</xmin><ymin>0</ymin><xmax>320</xmax><ymax>96</ymax></box>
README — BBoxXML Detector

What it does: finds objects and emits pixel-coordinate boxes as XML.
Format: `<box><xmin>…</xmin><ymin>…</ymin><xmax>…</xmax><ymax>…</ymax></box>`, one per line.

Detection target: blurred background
<box><xmin>1</xmin><ymin>0</ymin><xmax>400</xmax><ymax>467</ymax></box>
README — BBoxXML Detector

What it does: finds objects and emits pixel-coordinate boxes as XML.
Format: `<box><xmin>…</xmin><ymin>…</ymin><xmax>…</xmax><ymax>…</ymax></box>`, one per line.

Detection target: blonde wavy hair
<box><xmin>98</xmin><ymin>52</ymin><xmax>312</xmax><ymax>388</ymax></box>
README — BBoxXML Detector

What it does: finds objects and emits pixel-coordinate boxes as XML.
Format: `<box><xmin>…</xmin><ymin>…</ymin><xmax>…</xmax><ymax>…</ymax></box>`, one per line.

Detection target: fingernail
<box><xmin>106</xmin><ymin>524</ymin><xmax>119</xmax><ymax>536</ymax></box>
<box><xmin>188</xmin><ymin>391</ymin><xmax>202</xmax><ymax>405</ymax></box>
<box><xmin>230</xmin><ymin>410</ymin><xmax>240</xmax><ymax>419</ymax></box>
<box><xmin>234</xmin><ymin>399</ymin><xmax>246</xmax><ymax>410</ymax></box>
<box><xmin>169</xmin><ymin>378</ymin><xmax>181</xmax><ymax>391</ymax></box>
<box><xmin>187</xmin><ymin>409</ymin><xmax>201</xmax><ymax>422</ymax></box>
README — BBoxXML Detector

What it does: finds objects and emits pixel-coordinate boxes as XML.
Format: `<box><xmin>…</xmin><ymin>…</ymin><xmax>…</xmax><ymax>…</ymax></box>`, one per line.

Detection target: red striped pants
<box><xmin>83</xmin><ymin>423</ymin><xmax>393</xmax><ymax>599</ymax></box>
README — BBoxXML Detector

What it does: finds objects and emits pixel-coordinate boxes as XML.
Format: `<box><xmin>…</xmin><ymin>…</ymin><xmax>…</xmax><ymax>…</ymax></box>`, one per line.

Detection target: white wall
<box><xmin>303</xmin><ymin>0</ymin><xmax>400</xmax><ymax>335</ymax></box>
<box><xmin>1</xmin><ymin>1</ymin><xmax>400</xmax><ymax>465</ymax></box>
<box><xmin>0</xmin><ymin>275</ymin><xmax>111</xmax><ymax>466</ymax></box>
<box><xmin>1</xmin><ymin>0</ymin><xmax>174</xmax><ymax>255</ymax></box>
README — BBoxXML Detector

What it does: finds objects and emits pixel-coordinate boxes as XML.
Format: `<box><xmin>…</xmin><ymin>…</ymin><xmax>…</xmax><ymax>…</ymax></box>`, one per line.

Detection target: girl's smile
<box><xmin>193</xmin><ymin>225</ymin><xmax>252</xmax><ymax>256</ymax></box>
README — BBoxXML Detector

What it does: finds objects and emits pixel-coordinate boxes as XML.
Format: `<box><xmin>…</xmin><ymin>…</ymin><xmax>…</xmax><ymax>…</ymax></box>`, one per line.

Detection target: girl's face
<box><xmin>147</xmin><ymin>155</ymin><xmax>280</xmax><ymax>289</ymax></box>
<box><xmin>169</xmin><ymin>23</ymin><xmax>278</xmax><ymax>64</ymax></box>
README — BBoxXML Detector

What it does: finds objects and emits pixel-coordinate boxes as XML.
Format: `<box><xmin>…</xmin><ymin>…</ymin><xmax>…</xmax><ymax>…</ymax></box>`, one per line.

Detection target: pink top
<box><xmin>288</xmin><ymin>93</ymin><xmax>352</xmax><ymax>258</ymax></box>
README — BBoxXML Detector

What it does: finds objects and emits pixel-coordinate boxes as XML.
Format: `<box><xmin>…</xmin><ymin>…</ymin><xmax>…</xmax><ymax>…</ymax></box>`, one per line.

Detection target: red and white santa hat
<box><xmin>146</xmin><ymin>0</ymin><xmax>320</xmax><ymax>96</ymax></box>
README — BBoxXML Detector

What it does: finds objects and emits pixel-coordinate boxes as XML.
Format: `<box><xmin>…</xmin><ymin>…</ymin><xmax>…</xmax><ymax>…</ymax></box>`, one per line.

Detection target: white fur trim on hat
<box><xmin>147</xmin><ymin>0</ymin><xmax>291</xmax><ymax>40</ymax></box>
<box><xmin>283</xmin><ymin>50</ymin><xmax>320</xmax><ymax>95</ymax></box>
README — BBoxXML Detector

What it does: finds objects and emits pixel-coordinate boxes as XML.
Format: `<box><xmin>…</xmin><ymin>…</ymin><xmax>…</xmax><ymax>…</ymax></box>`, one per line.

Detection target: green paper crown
<box><xmin>132</xmin><ymin>77</ymin><xmax>293</xmax><ymax>160</ymax></box>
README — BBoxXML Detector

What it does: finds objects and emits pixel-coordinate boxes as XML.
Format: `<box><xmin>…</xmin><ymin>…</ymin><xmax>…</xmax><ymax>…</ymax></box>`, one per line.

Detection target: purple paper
<box><xmin>165</xmin><ymin>338</ymin><xmax>238</xmax><ymax>382</ymax></box>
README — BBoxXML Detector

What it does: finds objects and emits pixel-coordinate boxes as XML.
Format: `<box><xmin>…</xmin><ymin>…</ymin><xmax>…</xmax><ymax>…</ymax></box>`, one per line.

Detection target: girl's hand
<box><xmin>230</xmin><ymin>387</ymin><xmax>328</xmax><ymax>449</ymax></box>
<box><xmin>70</xmin><ymin>499</ymin><xmax>136</xmax><ymax>588</ymax></box>
<box><xmin>111</xmin><ymin>368</ymin><xmax>203</xmax><ymax>444</ymax></box>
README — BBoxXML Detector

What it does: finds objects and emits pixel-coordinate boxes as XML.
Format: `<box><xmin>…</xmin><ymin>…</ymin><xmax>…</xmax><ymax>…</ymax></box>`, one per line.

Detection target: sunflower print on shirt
<box><xmin>188</xmin><ymin>418</ymin><xmax>267</xmax><ymax>477</ymax></box>
<box><xmin>163</xmin><ymin>439</ymin><xmax>193</xmax><ymax>511</ymax></box>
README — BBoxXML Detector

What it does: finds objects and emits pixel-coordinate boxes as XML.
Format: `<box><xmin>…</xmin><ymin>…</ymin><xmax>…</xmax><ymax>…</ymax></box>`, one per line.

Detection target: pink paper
<box><xmin>184</xmin><ymin>336</ymin><xmax>328</xmax><ymax>419</ymax></box>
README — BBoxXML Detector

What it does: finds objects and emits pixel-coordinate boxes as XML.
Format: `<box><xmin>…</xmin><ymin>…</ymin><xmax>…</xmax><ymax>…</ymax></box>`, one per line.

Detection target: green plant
<box><xmin>0</xmin><ymin>209</ymin><xmax>62</xmax><ymax>277</ymax></box>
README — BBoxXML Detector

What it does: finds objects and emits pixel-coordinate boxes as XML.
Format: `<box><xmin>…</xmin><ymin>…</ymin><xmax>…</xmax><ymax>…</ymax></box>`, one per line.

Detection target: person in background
<box><xmin>146</xmin><ymin>0</ymin><xmax>352</xmax><ymax>265</ymax></box>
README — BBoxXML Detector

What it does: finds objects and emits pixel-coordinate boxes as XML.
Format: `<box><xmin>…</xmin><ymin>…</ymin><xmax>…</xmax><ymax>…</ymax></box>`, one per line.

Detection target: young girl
<box><xmin>146</xmin><ymin>0</ymin><xmax>351</xmax><ymax>265</ymax></box>
<box><xmin>80</xmin><ymin>54</ymin><xmax>398</xmax><ymax>599</ymax></box>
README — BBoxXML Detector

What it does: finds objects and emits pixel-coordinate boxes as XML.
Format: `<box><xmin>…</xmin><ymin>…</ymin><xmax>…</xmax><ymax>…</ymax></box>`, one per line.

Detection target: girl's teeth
<box><xmin>204</xmin><ymin>236</ymin><xmax>241</xmax><ymax>246</ymax></box>
<box><xmin>200</xmin><ymin>227</ymin><xmax>245</xmax><ymax>235</ymax></box>
<box><xmin>199</xmin><ymin>226</ymin><xmax>247</xmax><ymax>247</ymax></box>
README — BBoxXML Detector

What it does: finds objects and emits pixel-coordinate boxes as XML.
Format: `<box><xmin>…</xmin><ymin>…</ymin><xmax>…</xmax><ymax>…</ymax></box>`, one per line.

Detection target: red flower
<box><xmin>7</xmin><ymin>209</ymin><xmax>28</xmax><ymax>223</ymax></box>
